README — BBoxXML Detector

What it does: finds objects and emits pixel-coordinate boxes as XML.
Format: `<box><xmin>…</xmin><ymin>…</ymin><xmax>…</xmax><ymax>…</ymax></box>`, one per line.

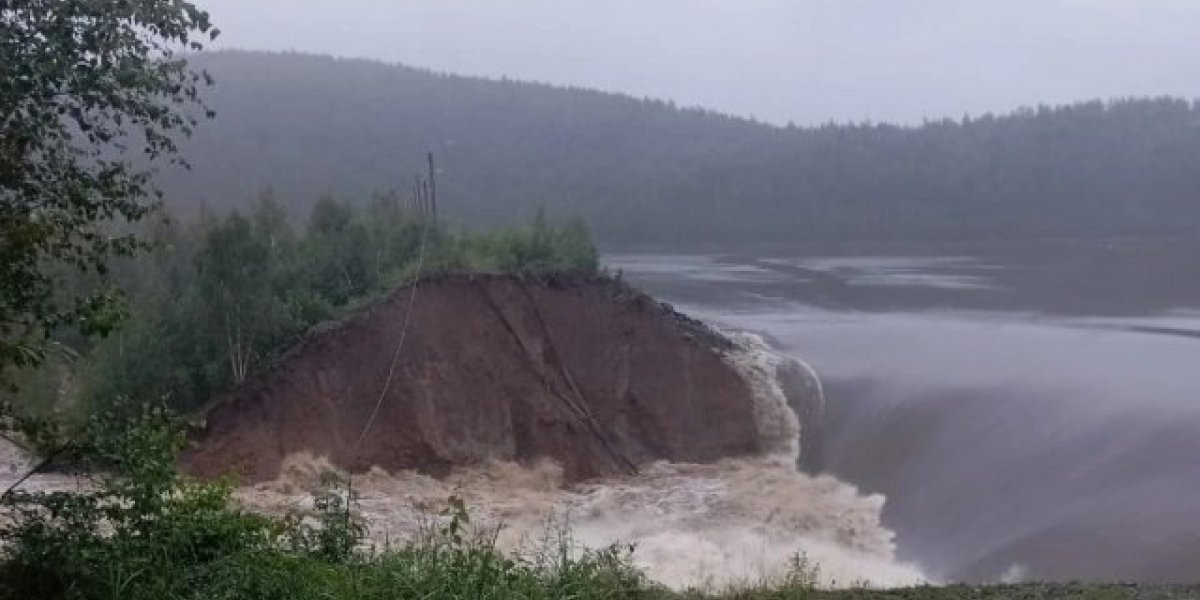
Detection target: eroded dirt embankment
<box><xmin>183</xmin><ymin>274</ymin><xmax>767</xmax><ymax>483</ymax></box>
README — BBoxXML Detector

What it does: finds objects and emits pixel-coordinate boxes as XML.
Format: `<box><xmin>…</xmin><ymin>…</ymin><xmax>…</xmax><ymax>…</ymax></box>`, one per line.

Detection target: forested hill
<box><xmin>163</xmin><ymin>50</ymin><xmax>1200</xmax><ymax>245</ymax></box>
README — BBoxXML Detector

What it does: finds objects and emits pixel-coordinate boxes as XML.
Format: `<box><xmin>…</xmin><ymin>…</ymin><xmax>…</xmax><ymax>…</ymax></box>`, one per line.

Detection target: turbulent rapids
<box><xmin>2</xmin><ymin>276</ymin><xmax>927</xmax><ymax>589</ymax></box>
<box><xmin>236</xmin><ymin>332</ymin><xmax>924</xmax><ymax>589</ymax></box>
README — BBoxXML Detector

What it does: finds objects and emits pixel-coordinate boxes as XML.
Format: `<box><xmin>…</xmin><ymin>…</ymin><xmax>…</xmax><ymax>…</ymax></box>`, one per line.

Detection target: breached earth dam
<box><xmin>180</xmin><ymin>273</ymin><xmax>925</xmax><ymax>589</ymax></box>
<box><xmin>229</xmin><ymin>331</ymin><xmax>923</xmax><ymax>589</ymax></box>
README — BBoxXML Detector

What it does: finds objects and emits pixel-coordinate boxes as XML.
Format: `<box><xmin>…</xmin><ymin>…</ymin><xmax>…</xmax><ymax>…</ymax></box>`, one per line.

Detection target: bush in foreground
<box><xmin>0</xmin><ymin>404</ymin><xmax>667</xmax><ymax>600</ymax></box>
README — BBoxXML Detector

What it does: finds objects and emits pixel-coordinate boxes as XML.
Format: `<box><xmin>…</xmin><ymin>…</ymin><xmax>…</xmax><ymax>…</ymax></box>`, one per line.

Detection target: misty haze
<box><xmin>2</xmin><ymin>2</ymin><xmax>1200</xmax><ymax>598</ymax></box>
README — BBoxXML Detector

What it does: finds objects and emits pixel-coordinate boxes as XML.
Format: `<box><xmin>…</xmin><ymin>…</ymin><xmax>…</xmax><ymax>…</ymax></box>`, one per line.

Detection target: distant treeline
<box><xmin>15</xmin><ymin>193</ymin><xmax>597</xmax><ymax>418</ymax></box>
<box><xmin>161</xmin><ymin>51</ymin><xmax>1200</xmax><ymax>245</ymax></box>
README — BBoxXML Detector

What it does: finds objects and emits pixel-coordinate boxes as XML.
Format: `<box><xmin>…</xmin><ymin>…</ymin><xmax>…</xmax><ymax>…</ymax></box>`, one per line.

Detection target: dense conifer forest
<box><xmin>164</xmin><ymin>51</ymin><xmax>1200</xmax><ymax>245</ymax></box>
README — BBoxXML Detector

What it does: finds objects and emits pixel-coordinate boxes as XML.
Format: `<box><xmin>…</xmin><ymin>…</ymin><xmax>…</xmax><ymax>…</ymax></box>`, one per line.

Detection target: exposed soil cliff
<box><xmin>183</xmin><ymin>274</ymin><xmax>769</xmax><ymax>482</ymax></box>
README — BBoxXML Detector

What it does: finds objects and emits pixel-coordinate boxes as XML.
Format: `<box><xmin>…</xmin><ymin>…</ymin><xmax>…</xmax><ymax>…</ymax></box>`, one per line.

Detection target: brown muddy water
<box><xmin>0</xmin><ymin>335</ymin><xmax>925</xmax><ymax>590</ymax></box>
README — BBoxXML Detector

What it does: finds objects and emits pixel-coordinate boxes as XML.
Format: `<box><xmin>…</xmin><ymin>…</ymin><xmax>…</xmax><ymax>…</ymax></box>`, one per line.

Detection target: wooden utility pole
<box><xmin>405</xmin><ymin>153</ymin><xmax>439</xmax><ymax>219</ymax></box>
<box><xmin>427</xmin><ymin>151</ymin><xmax>438</xmax><ymax>219</ymax></box>
<box><xmin>415</xmin><ymin>176</ymin><xmax>433</xmax><ymax>216</ymax></box>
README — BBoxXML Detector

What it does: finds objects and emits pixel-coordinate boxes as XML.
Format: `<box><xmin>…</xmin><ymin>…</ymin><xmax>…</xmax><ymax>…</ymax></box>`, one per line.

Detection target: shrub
<box><xmin>0</xmin><ymin>402</ymin><xmax>278</xmax><ymax>600</ymax></box>
<box><xmin>0</xmin><ymin>401</ymin><xmax>659</xmax><ymax>600</ymax></box>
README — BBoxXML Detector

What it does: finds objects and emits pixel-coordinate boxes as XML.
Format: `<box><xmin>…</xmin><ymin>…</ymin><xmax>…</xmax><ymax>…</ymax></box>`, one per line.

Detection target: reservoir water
<box><xmin>607</xmin><ymin>240</ymin><xmax>1200</xmax><ymax>583</ymax></box>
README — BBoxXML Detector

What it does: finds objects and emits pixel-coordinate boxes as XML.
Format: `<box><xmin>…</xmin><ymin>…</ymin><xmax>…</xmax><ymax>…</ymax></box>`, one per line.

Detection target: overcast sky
<box><xmin>198</xmin><ymin>0</ymin><xmax>1200</xmax><ymax>126</ymax></box>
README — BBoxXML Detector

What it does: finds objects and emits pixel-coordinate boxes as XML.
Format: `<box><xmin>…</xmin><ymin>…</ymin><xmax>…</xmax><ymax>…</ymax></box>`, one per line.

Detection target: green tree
<box><xmin>304</xmin><ymin>195</ymin><xmax>374</xmax><ymax>305</ymax></box>
<box><xmin>252</xmin><ymin>186</ymin><xmax>295</xmax><ymax>252</ymax></box>
<box><xmin>195</xmin><ymin>213</ymin><xmax>294</xmax><ymax>386</ymax></box>
<box><xmin>0</xmin><ymin>0</ymin><xmax>219</xmax><ymax>380</ymax></box>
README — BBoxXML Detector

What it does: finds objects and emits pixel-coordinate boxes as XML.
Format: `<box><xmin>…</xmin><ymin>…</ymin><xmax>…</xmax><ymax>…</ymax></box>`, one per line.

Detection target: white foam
<box><xmin>723</xmin><ymin>331</ymin><xmax>803</xmax><ymax>462</ymax></box>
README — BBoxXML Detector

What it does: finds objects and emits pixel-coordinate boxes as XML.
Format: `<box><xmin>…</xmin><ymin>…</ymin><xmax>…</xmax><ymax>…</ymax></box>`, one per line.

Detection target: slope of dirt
<box><xmin>182</xmin><ymin>274</ymin><xmax>765</xmax><ymax>483</ymax></box>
